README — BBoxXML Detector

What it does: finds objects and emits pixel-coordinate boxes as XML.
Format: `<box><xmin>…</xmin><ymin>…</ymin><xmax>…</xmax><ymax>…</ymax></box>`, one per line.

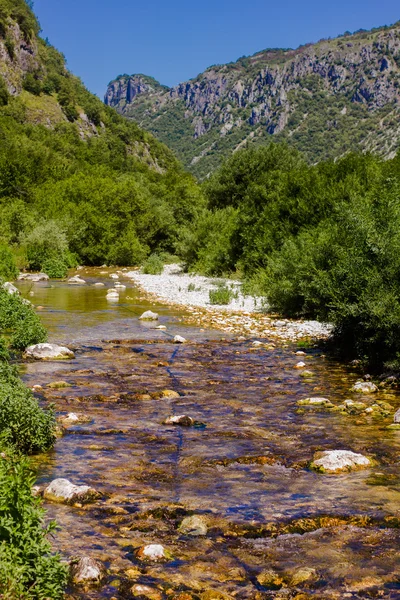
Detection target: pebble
<box><xmin>68</xmin><ymin>276</ymin><xmax>86</xmax><ymax>285</ymax></box>
<box><xmin>294</xmin><ymin>361</ymin><xmax>306</xmax><ymax>368</ymax></box>
<box><xmin>174</xmin><ymin>335</ymin><xmax>187</xmax><ymax>344</ymax></box>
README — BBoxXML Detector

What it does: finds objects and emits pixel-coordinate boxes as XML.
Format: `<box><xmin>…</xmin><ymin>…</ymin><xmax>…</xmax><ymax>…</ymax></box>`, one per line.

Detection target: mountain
<box><xmin>105</xmin><ymin>23</ymin><xmax>400</xmax><ymax>178</ymax></box>
<box><xmin>0</xmin><ymin>0</ymin><xmax>202</xmax><ymax>269</ymax></box>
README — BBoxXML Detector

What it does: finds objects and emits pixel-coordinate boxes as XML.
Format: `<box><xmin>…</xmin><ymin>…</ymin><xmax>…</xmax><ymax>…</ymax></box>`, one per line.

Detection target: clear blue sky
<box><xmin>32</xmin><ymin>0</ymin><xmax>399</xmax><ymax>99</ymax></box>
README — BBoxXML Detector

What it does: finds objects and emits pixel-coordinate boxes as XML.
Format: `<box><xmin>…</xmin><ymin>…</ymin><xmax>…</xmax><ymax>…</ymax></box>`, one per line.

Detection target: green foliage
<box><xmin>209</xmin><ymin>284</ymin><xmax>233</xmax><ymax>305</ymax></box>
<box><xmin>107</xmin><ymin>227</ymin><xmax>147</xmax><ymax>266</ymax></box>
<box><xmin>41</xmin><ymin>256</ymin><xmax>68</xmax><ymax>278</ymax></box>
<box><xmin>0</xmin><ymin>75</ymin><xmax>9</xmax><ymax>107</ymax></box>
<box><xmin>0</xmin><ymin>244</ymin><xmax>18</xmax><ymax>280</ymax></box>
<box><xmin>24</xmin><ymin>221</ymin><xmax>68</xmax><ymax>273</ymax></box>
<box><xmin>22</xmin><ymin>72</ymin><xmax>42</xmax><ymax>96</ymax></box>
<box><xmin>0</xmin><ymin>286</ymin><xmax>47</xmax><ymax>350</ymax></box>
<box><xmin>0</xmin><ymin>450</ymin><xmax>68</xmax><ymax>598</ymax></box>
<box><xmin>142</xmin><ymin>253</ymin><xmax>164</xmax><ymax>274</ymax></box>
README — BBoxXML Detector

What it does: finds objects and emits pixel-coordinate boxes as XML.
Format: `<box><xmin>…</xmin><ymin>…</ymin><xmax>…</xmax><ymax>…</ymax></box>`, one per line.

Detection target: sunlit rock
<box><xmin>71</xmin><ymin>556</ymin><xmax>106</xmax><ymax>586</ymax></box>
<box><xmin>310</xmin><ymin>450</ymin><xmax>371</xmax><ymax>473</ymax></box>
<box><xmin>18</xmin><ymin>272</ymin><xmax>49</xmax><ymax>282</ymax></box>
<box><xmin>136</xmin><ymin>543</ymin><xmax>171</xmax><ymax>561</ymax></box>
<box><xmin>179</xmin><ymin>514</ymin><xmax>208</xmax><ymax>536</ymax></box>
<box><xmin>297</xmin><ymin>397</ymin><xmax>333</xmax><ymax>407</ymax></box>
<box><xmin>160</xmin><ymin>389</ymin><xmax>180</xmax><ymax>399</ymax></box>
<box><xmin>3</xmin><ymin>282</ymin><xmax>19</xmax><ymax>294</ymax></box>
<box><xmin>68</xmin><ymin>276</ymin><xmax>86</xmax><ymax>285</ymax></box>
<box><xmin>351</xmin><ymin>380</ymin><xmax>378</xmax><ymax>393</ymax></box>
<box><xmin>163</xmin><ymin>415</ymin><xmax>194</xmax><ymax>427</ymax></box>
<box><xmin>174</xmin><ymin>335</ymin><xmax>187</xmax><ymax>343</ymax></box>
<box><xmin>43</xmin><ymin>478</ymin><xmax>100</xmax><ymax>504</ymax></box>
<box><xmin>139</xmin><ymin>310</ymin><xmax>159</xmax><ymax>320</ymax></box>
<box><xmin>131</xmin><ymin>585</ymin><xmax>162</xmax><ymax>600</ymax></box>
<box><xmin>24</xmin><ymin>343</ymin><xmax>75</xmax><ymax>360</ymax></box>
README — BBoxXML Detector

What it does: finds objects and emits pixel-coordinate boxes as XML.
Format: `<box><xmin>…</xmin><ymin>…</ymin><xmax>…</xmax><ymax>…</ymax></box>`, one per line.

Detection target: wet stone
<box><xmin>163</xmin><ymin>415</ymin><xmax>194</xmax><ymax>427</ymax></box>
<box><xmin>297</xmin><ymin>397</ymin><xmax>333</xmax><ymax>407</ymax></box>
<box><xmin>174</xmin><ymin>335</ymin><xmax>187</xmax><ymax>344</ymax></box>
<box><xmin>310</xmin><ymin>450</ymin><xmax>371</xmax><ymax>473</ymax></box>
<box><xmin>256</xmin><ymin>569</ymin><xmax>284</xmax><ymax>589</ymax></box>
<box><xmin>179</xmin><ymin>515</ymin><xmax>208</xmax><ymax>536</ymax></box>
<box><xmin>289</xmin><ymin>567</ymin><xmax>317</xmax><ymax>586</ymax></box>
<box><xmin>47</xmin><ymin>380</ymin><xmax>71</xmax><ymax>389</ymax></box>
<box><xmin>131</xmin><ymin>585</ymin><xmax>162</xmax><ymax>600</ymax></box>
<box><xmin>136</xmin><ymin>543</ymin><xmax>170</xmax><ymax>562</ymax></box>
<box><xmin>394</xmin><ymin>408</ymin><xmax>400</xmax><ymax>423</ymax></box>
<box><xmin>139</xmin><ymin>310</ymin><xmax>159</xmax><ymax>320</ymax></box>
<box><xmin>160</xmin><ymin>389</ymin><xmax>180</xmax><ymax>399</ymax></box>
<box><xmin>351</xmin><ymin>380</ymin><xmax>378</xmax><ymax>394</ymax></box>
<box><xmin>43</xmin><ymin>478</ymin><xmax>100</xmax><ymax>505</ymax></box>
<box><xmin>68</xmin><ymin>276</ymin><xmax>86</xmax><ymax>285</ymax></box>
<box><xmin>24</xmin><ymin>343</ymin><xmax>75</xmax><ymax>360</ymax></box>
<box><xmin>71</xmin><ymin>556</ymin><xmax>106</xmax><ymax>586</ymax></box>
<box><xmin>294</xmin><ymin>361</ymin><xmax>306</xmax><ymax>368</ymax></box>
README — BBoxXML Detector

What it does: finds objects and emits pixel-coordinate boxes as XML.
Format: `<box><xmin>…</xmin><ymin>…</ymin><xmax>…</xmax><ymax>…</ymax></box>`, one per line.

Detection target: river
<box><xmin>17</xmin><ymin>268</ymin><xmax>400</xmax><ymax>599</ymax></box>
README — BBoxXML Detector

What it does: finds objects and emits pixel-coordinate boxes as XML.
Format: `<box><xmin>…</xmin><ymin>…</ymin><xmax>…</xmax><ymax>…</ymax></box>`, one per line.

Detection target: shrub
<box><xmin>41</xmin><ymin>256</ymin><xmax>68</xmax><ymax>278</ymax></box>
<box><xmin>0</xmin><ymin>450</ymin><xmax>68</xmax><ymax>598</ymax></box>
<box><xmin>0</xmin><ymin>287</ymin><xmax>47</xmax><ymax>350</ymax></box>
<box><xmin>0</xmin><ymin>74</ymin><xmax>9</xmax><ymax>106</ymax></box>
<box><xmin>107</xmin><ymin>229</ymin><xmax>147</xmax><ymax>266</ymax></box>
<box><xmin>209</xmin><ymin>285</ymin><xmax>233</xmax><ymax>305</ymax></box>
<box><xmin>25</xmin><ymin>221</ymin><xmax>69</xmax><ymax>273</ymax></box>
<box><xmin>142</xmin><ymin>253</ymin><xmax>164</xmax><ymax>275</ymax></box>
<box><xmin>22</xmin><ymin>72</ymin><xmax>42</xmax><ymax>96</ymax></box>
<box><xmin>0</xmin><ymin>244</ymin><xmax>18</xmax><ymax>280</ymax></box>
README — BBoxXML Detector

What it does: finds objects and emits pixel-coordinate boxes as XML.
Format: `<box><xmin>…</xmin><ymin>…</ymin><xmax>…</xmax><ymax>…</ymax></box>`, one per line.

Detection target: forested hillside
<box><xmin>106</xmin><ymin>23</ymin><xmax>400</xmax><ymax>178</ymax></box>
<box><xmin>0</xmin><ymin>0</ymin><xmax>203</xmax><ymax>276</ymax></box>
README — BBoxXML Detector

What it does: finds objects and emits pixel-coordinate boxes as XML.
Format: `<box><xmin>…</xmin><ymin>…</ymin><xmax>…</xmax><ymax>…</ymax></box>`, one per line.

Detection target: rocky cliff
<box><xmin>105</xmin><ymin>23</ymin><xmax>400</xmax><ymax>178</ymax></box>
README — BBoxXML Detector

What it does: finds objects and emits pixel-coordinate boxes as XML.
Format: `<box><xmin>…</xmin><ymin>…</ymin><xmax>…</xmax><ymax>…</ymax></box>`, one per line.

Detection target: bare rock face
<box><xmin>43</xmin><ymin>478</ymin><xmax>100</xmax><ymax>504</ymax></box>
<box><xmin>24</xmin><ymin>343</ymin><xmax>75</xmax><ymax>360</ymax></box>
<box><xmin>70</xmin><ymin>556</ymin><xmax>106</xmax><ymax>586</ymax></box>
<box><xmin>105</xmin><ymin>24</ymin><xmax>400</xmax><ymax>176</ymax></box>
<box><xmin>310</xmin><ymin>450</ymin><xmax>371</xmax><ymax>473</ymax></box>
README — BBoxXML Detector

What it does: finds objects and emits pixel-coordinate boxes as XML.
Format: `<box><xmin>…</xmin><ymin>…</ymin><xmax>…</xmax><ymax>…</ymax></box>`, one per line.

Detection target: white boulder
<box><xmin>24</xmin><ymin>343</ymin><xmax>75</xmax><ymax>360</ymax></box>
<box><xmin>43</xmin><ymin>478</ymin><xmax>99</xmax><ymax>504</ymax></box>
<box><xmin>311</xmin><ymin>450</ymin><xmax>371</xmax><ymax>473</ymax></box>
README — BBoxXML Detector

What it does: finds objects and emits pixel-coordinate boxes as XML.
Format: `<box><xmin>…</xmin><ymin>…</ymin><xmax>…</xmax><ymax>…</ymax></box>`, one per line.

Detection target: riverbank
<box><xmin>124</xmin><ymin>264</ymin><xmax>332</xmax><ymax>343</ymax></box>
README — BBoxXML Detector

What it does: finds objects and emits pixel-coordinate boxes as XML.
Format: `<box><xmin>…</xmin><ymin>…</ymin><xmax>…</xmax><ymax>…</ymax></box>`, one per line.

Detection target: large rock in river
<box><xmin>71</xmin><ymin>556</ymin><xmax>106</xmax><ymax>586</ymax></box>
<box><xmin>310</xmin><ymin>450</ymin><xmax>371</xmax><ymax>473</ymax></box>
<box><xmin>24</xmin><ymin>343</ymin><xmax>75</xmax><ymax>360</ymax></box>
<box><xmin>43</xmin><ymin>478</ymin><xmax>100</xmax><ymax>504</ymax></box>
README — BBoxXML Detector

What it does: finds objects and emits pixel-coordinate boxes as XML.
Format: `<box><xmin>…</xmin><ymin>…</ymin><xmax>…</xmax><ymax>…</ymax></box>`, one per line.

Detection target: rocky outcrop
<box><xmin>105</xmin><ymin>23</ymin><xmax>400</xmax><ymax>176</ymax></box>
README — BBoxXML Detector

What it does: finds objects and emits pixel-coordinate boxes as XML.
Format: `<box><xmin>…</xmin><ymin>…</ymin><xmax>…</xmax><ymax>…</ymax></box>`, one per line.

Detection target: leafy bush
<box><xmin>41</xmin><ymin>256</ymin><xmax>68</xmax><ymax>278</ymax></box>
<box><xmin>142</xmin><ymin>253</ymin><xmax>164</xmax><ymax>275</ymax></box>
<box><xmin>0</xmin><ymin>75</ymin><xmax>9</xmax><ymax>106</ymax></box>
<box><xmin>22</xmin><ymin>72</ymin><xmax>42</xmax><ymax>96</ymax></box>
<box><xmin>0</xmin><ymin>286</ymin><xmax>47</xmax><ymax>350</ymax></box>
<box><xmin>107</xmin><ymin>228</ymin><xmax>147</xmax><ymax>266</ymax></box>
<box><xmin>209</xmin><ymin>285</ymin><xmax>233</xmax><ymax>305</ymax></box>
<box><xmin>0</xmin><ymin>244</ymin><xmax>18</xmax><ymax>280</ymax></box>
<box><xmin>25</xmin><ymin>221</ymin><xmax>69</xmax><ymax>274</ymax></box>
<box><xmin>0</xmin><ymin>450</ymin><xmax>68</xmax><ymax>598</ymax></box>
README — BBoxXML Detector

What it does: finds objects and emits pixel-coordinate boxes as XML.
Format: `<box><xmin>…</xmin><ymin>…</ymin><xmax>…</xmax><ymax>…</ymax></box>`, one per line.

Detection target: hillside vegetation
<box><xmin>106</xmin><ymin>23</ymin><xmax>400</xmax><ymax>178</ymax></box>
<box><xmin>0</xmin><ymin>0</ymin><xmax>203</xmax><ymax>275</ymax></box>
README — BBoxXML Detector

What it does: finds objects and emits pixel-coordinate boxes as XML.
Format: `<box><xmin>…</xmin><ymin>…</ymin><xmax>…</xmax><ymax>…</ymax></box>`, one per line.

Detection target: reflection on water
<box><xmin>19</xmin><ymin>269</ymin><xmax>400</xmax><ymax>598</ymax></box>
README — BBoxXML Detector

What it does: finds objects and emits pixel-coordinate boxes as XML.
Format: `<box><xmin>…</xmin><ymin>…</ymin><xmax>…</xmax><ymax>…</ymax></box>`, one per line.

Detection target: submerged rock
<box><xmin>351</xmin><ymin>380</ymin><xmax>378</xmax><ymax>393</ymax></box>
<box><xmin>131</xmin><ymin>585</ymin><xmax>162</xmax><ymax>600</ymax></box>
<box><xmin>43</xmin><ymin>478</ymin><xmax>100</xmax><ymax>504</ymax></box>
<box><xmin>47</xmin><ymin>380</ymin><xmax>71</xmax><ymax>389</ymax></box>
<box><xmin>297</xmin><ymin>397</ymin><xmax>333</xmax><ymax>407</ymax></box>
<box><xmin>68</xmin><ymin>276</ymin><xmax>86</xmax><ymax>285</ymax></box>
<box><xmin>394</xmin><ymin>408</ymin><xmax>400</xmax><ymax>423</ymax></box>
<box><xmin>136</xmin><ymin>543</ymin><xmax>170</xmax><ymax>561</ymax></box>
<box><xmin>174</xmin><ymin>335</ymin><xmax>187</xmax><ymax>344</ymax></box>
<box><xmin>71</xmin><ymin>556</ymin><xmax>106</xmax><ymax>586</ymax></box>
<box><xmin>163</xmin><ymin>415</ymin><xmax>194</xmax><ymax>427</ymax></box>
<box><xmin>289</xmin><ymin>567</ymin><xmax>317</xmax><ymax>586</ymax></box>
<box><xmin>139</xmin><ymin>310</ymin><xmax>159</xmax><ymax>320</ymax></box>
<box><xmin>57</xmin><ymin>413</ymin><xmax>91</xmax><ymax>426</ymax></box>
<box><xmin>179</xmin><ymin>514</ymin><xmax>208</xmax><ymax>536</ymax></box>
<box><xmin>160</xmin><ymin>389</ymin><xmax>180</xmax><ymax>399</ymax></box>
<box><xmin>256</xmin><ymin>569</ymin><xmax>284</xmax><ymax>589</ymax></box>
<box><xmin>310</xmin><ymin>450</ymin><xmax>371</xmax><ymax>473</ymax></box>
<box><xmin>3</xmin><ymin>282</ymin><xmax>19</xmax><ymax>295</ymax></box>
<box><xmin>24</xmin><ymin>343</ymin><xmax>75</xmax><ymax>360</ymax></box>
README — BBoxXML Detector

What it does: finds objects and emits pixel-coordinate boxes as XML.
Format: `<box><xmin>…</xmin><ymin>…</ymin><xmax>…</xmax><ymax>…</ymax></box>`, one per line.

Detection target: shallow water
<box><xmin>18</xmin><ymin>269</ymin><xmax>400</xmax><ymax>598</ymax></box>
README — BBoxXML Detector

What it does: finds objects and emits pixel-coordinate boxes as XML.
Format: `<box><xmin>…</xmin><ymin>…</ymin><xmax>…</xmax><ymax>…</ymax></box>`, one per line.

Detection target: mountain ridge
<box><xmin>105</xmin><ymin>22</ymin><xmax>400</xmax><ymax>178</ymax></box>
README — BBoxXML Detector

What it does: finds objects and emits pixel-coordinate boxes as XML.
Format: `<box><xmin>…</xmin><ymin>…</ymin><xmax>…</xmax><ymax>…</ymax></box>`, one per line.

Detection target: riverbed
<box><xmin>17</xmin><ymin>268</ymin><xmax>400</xmax><ymax>599</ymax></box>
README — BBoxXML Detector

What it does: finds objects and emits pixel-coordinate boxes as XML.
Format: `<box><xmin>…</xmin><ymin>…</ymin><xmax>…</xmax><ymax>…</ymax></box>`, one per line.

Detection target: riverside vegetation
<box><xmin>1</xmin><ymin>1</ymin><xmax>400</xmax><ymax>596</ymax></box>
